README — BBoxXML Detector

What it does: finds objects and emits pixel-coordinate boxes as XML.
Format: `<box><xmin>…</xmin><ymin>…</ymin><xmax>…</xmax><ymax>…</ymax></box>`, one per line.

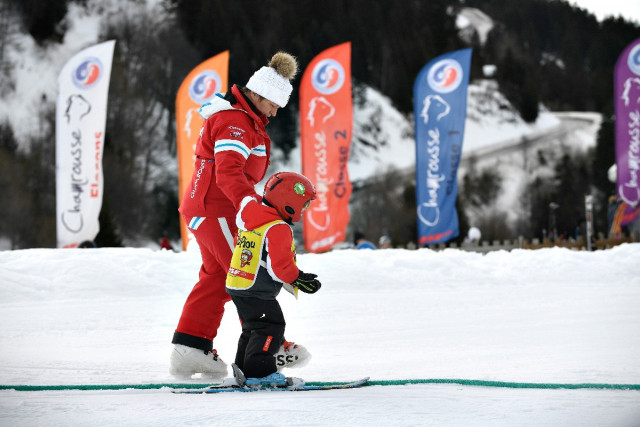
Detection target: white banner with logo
<box><xmin>55</xmin><ymin>40</ymin><xmax>115</xmax><ymax>248</ymax></box>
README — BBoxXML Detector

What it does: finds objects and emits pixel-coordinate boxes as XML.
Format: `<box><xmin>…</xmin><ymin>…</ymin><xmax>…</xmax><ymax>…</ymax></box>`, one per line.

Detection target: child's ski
<box><xmin>171</xmin><ymin>377</ymin><xmax>369</xmax><ymax>394</ymax></box>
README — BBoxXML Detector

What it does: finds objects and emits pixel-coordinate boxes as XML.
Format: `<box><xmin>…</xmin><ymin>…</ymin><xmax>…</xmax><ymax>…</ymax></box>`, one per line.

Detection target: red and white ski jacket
<box><xmin>179</xmin><ymin>84</ymin><xmax>271</xmax><ymax>218</ymax></box>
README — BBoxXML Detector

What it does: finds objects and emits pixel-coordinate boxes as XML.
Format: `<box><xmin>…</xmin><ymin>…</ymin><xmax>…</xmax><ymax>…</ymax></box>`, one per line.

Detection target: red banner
<box><xmin>300</xmin><ymin>42</ymin><xmax>352</xmax><ymax>253</ymax></box>
<box><xmin>175</xmin><ymin>51</ymin><xmax>229</xmax><ymax>250</ymax></box>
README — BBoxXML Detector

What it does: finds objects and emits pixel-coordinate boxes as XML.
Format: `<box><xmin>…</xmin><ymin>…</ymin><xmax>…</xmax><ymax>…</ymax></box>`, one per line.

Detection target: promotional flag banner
<box><xmin>300</xmin><ymin>42</ymin><xmax>352</xmax><ymax>253</ymax></box>
<box><xmin>414</xmin><ymin>48</ymin><xmax>472</xmax><ymax>245</ymax></box>
<box><xmin>614</xmin><ymin>38</ymin><xmax>640</xmax><ymax>225</ymax></box>
<box><xmin>175</xmin><ymin>51</ymin><xmax>229</xmax><ymax>249</ymax></box>
<box><xmin>55</xmin><ymin>40</ymin><xmax>116</xmax><ymax>248</ymax></box>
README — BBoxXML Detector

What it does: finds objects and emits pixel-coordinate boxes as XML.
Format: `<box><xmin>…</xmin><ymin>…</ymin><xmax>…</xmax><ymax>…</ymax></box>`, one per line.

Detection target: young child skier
<box><xmin>226</xmin><ymin>171</ymin><xmax>322</xmax><ymax>386</ymax></box>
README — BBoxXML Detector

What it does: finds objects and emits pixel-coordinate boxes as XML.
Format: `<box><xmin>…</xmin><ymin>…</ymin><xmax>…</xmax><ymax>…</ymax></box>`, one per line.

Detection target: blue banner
<box><xmin>414</xmin><ymin>48</ymin><xmax>472</xmax><ymax>245</ymax></box>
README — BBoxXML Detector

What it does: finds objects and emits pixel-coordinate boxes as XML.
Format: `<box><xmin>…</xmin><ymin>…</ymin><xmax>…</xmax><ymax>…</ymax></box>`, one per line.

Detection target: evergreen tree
<box><xmin>6</xmin><ymin>0</ymin><xmax>70</xmax><ymax>43</ymax></box>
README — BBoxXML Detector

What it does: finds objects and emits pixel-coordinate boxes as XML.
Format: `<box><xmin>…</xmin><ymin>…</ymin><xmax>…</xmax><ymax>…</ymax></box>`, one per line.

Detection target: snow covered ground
<box><xmin>1</xmin><ymin>244</ymin><xmax>639</xmax><ymax>425</ymax></box>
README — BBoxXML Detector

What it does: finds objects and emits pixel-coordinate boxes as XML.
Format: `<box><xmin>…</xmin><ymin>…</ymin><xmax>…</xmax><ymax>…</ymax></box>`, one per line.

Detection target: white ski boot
<box><xmin>274</xmin><ymin>341</ymin><xmax>311</xmax><ymax>370</ymax></box>
<box><xmin>169</xmin><ymin>344</ymin><xmax>228</xmax><ymax>378</ymax></box>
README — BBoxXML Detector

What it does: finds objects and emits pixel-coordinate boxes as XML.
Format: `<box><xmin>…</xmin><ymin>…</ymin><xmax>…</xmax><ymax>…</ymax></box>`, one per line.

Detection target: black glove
<box><xmin>293</xmin><ymin>271</ymin><xmax>321</xmax><ymax>294</ymax></box>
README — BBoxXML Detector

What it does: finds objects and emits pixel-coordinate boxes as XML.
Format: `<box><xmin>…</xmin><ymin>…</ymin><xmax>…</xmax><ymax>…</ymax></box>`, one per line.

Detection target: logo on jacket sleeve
<box><xmin>228</xmin><ymin>125</ymin><xmax>245</xmax><ymax>140</ymax></box>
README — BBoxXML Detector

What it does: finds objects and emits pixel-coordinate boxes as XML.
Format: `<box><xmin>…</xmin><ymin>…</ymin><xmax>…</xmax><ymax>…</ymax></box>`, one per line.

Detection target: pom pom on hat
<box><xmin>269</xmin><ymin>52</ymin><xmax>297</xmax><ymax>79</ymax></box>
<box><xmin>246</xmin><ymin>51</ymin><xmax>298</xmax><ymax>108</ymax></box>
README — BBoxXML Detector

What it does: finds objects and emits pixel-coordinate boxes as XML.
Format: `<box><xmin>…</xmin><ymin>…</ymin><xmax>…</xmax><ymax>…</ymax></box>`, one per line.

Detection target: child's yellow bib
<box><xmin>226</xmin><ymin>220</ymin><xmax>293</xmax><ymax>291</ymax></box>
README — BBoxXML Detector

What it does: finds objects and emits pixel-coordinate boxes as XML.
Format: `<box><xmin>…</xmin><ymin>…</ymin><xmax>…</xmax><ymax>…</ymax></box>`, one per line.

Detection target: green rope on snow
<box><xmin>360</xmin><ymin>379</ymin><xmax>640</xmax><ymax>390</ymax></box>
<box><xmin>0</xmin><ymin>383</ymin><xmax>203</xmax><ymax>391</ymax></box>
<box><xmin>1</xmin><ymin>379</ymin><xmax>639</xmax><ymax>392</ymax></box>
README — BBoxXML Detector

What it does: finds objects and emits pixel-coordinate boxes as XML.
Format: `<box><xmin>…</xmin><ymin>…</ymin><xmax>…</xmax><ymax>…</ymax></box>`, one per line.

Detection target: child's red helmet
<box><xmin>263</xmin><ymin>172</ymin><xmax>316</xmax><ymax>223</ymax></box>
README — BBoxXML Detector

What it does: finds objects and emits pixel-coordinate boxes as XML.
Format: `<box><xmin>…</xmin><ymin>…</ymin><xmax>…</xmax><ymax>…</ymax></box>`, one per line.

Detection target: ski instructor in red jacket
<box><xmin>170</xmin><ymin>51</ymin><xmax>309</xmax><ymax>377</ymax></box>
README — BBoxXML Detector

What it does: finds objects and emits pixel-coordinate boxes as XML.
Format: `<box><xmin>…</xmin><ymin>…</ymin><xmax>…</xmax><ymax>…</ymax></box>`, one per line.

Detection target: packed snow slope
<box><xmin>0</xmin><ymin>244</ymin><xmax>639</xmax><ymax>426</ymax></box>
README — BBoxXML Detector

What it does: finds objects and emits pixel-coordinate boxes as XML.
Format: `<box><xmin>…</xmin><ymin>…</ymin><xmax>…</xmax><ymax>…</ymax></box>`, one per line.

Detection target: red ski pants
<box><xmin>174</xmin><ymin>215</ymin><xmax>236</xmax><ymax>344</ymax></box>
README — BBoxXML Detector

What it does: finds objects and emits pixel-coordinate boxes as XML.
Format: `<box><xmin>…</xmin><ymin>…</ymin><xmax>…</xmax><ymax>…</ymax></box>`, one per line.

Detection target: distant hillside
<box><xmin>273</xmin><ymin>80</ymin><xmax>600</xmax><ymax>246</ymax></box>
<box><xmin>0</xmin><ymin>0</ymin><xmax>637</xmax><ymax>248</ymax></box>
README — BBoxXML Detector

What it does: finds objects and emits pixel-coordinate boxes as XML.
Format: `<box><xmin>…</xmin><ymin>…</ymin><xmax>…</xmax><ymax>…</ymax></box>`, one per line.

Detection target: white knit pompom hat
<box><xmin>246</xmin><ymin>52</ymin><xmax>298</xmax><ymax>108</ymax></box>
